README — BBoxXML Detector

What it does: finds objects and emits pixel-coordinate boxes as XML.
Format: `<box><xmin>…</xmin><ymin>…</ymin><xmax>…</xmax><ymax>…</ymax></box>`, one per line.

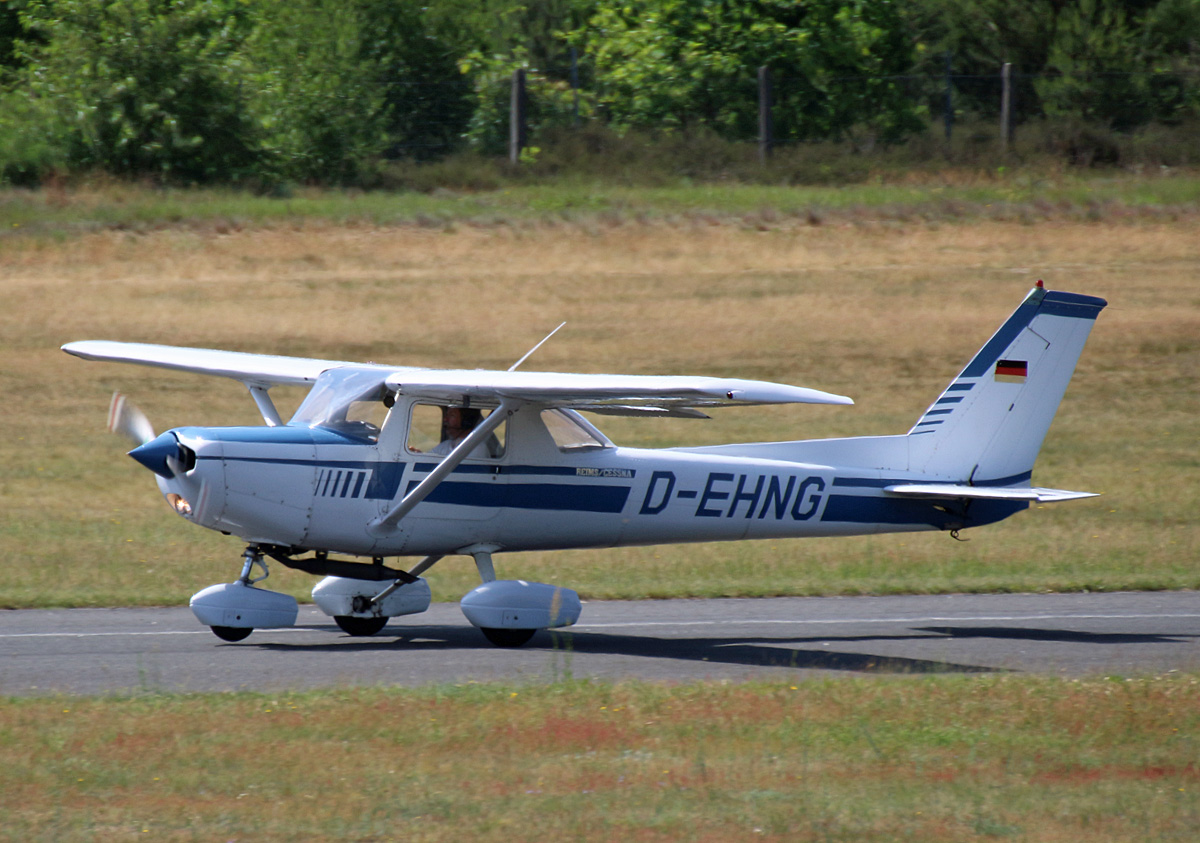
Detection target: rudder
<box><xmin>907</xmin><ymin>284</ymin><xmax>1106</xmax><ymax>485</ymax></box>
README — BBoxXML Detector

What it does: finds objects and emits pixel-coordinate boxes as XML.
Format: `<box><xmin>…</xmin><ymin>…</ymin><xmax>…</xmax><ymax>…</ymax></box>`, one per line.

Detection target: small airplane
<box><xmin>63</xmin><ymin>282</ymin><xmax>1105</xmax><ymax>647</ymax></box>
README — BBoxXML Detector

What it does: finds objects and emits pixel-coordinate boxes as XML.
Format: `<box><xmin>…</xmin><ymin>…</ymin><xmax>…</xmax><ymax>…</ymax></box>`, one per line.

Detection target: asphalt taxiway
<box><xmin>1</xmin><ymin>591</ymin><xmax>1197</xmax><ymax>696</ymax></box>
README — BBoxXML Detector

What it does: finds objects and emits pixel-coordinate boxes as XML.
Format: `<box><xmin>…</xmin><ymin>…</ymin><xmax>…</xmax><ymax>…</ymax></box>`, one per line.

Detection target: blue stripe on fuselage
<box><xmin>214</xmin><ymin>449</ymin><xmax>629</xmax><ymax>511</ymax></box>
<box><xmin>822</xmin><ymin>494</ymin><xmax>1026</xmax><ymax>527</ymax></box>
<box><xmin>404</xmin><ymin>480</ymin><xmax>630</xmax><ymax>514</ymax></box>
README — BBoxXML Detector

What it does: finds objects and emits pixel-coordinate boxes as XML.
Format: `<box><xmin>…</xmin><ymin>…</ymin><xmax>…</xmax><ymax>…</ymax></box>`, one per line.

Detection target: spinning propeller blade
<box><xmin>107</xmin><ymin>392</ymin><xmax>156</xmax><ymax>446</ymax></box>
<box><xmin>107</xmin><ymin>393</ymin><xmax>193</xmax><ymax>479</ymax></box>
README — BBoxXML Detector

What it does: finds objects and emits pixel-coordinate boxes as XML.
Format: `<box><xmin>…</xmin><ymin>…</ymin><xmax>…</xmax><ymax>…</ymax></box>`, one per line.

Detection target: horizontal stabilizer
<box><xmin>884</xmin><ymin>484</ymin><xmax>1098</xmax><ymax>503</ymax></box>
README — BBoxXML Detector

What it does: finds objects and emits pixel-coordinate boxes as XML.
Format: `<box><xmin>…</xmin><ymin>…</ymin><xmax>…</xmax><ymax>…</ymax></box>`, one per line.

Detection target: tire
<box><xmin>211</xmin><ymin>625</ymin><xmax>252</xmax><ymax>642</ymax></box>
<box><xmin>481</xmin><ymin>627</ymin><xmax>536</xmax><ymax>648</ymax></box>
<box><xmin>334</xmin><ymin>615</ymin><xmax>389</xmax><ymax>637</ymax></box>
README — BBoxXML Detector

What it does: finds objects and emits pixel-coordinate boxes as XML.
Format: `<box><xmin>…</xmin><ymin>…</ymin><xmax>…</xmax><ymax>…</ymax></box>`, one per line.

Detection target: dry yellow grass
<box><xmin>2</xmin><ymin>217</ymin><xmax>1197</xmax><ymax>605</ymax></box>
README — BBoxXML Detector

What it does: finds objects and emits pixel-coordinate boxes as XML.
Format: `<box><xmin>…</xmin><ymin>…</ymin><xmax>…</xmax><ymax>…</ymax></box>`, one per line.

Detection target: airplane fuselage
<box><xmin>163</xmin><ymin>421</ymin><xmax>1023</xmax><ymax>559</ymax></box>
<box><xmin>66</xmin><ymin>285</ymin><xmax>1105</xmax><ymax>644</ymax></box>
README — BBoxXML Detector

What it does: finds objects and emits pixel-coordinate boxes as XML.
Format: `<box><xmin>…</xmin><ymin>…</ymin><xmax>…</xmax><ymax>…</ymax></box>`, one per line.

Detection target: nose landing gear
<box><xmin>189</xmin><ymin>546</ymin><xmax>299</xmax><ymax>642</ymax></box>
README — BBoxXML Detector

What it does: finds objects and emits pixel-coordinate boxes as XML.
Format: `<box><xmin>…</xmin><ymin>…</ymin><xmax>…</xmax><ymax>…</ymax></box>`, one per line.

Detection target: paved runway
<box><xmin>2</xmin><ymin>592</ymin><xmax>1198</xmax><ymax>696</ymax></box>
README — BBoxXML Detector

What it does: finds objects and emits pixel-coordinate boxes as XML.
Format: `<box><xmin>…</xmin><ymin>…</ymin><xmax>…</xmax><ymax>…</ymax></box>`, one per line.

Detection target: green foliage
<box><xmin>1038</xmin><ymin>0</ymin><xmax>1173</xmax><ymax>129</ymax></box>
<box><xmin>2</xmin><ymin>0</ymin><xmax>476</xmax><ymax>184</ymax></box>
<box><xmin>0</xmin><ymin>0</ymin><xmax>30</xmax><ymax>71</ymax></box>
<box><xmin>1</xmin><ymin>0</ymin><xmax>1198</xmax><ymax>183</ymax></box>
<box><xmin>357</xmin><ymin>0</ymin><xmax>474</xmax><ymax>161</ymax></box>
<box><xmin>460</xmin><ymin>51</ymin><xmax>590</xmax><ymax>154</ymax></box>
<box><xmin>453</xmin><ymin>1</ymin><xmax>594</xmax><ymax>154</ymax></box>
<box><xmin>576</xmin><ymin>0</ymin><xmax>924</xmax><ymax>143</ymax></box>
<box><xmin>12</xmin><ymin>0</ymin><xmax>258</xmax><ymax>181</ymax></box>
<box><xmin>0</xmin><ymin>89</ymin><xmax>61</xmax><ymax>185</ymax></box>
<box><xmin>907</xmin><ymin>0</ymin><xmax>1200</xmax><ymax>127</ymax></box>
<box><xmin>431</xmin><ymin>0</ymin><xmax>594</xmax><ymax>78</ymax></box>
<box><xmin>238</xmin><ymin>0</ymin><xmax>390</xmax><ymax>183</ymax></box>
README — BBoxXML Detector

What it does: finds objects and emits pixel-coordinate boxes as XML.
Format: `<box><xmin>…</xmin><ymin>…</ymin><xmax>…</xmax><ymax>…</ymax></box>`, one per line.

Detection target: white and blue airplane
<box><xmin>63</xmin><ymin>282</ymin><xmax>1105</xmax><ymax>646</ymax></box>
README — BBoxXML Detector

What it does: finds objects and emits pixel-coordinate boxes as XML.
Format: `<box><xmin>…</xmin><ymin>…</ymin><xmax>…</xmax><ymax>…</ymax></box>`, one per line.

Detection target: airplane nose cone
<box><xmin>128</xmin><ymin>432</ymin><xmax>183</xmax><ymax>479</ymax></box>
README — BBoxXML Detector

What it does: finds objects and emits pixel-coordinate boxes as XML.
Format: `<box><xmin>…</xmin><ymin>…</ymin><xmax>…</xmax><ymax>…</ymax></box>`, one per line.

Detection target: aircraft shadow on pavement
<box><xmin>914</xmin><ymin>625</ymin><xmax>1196</xmax><ymax>645</ymax></box>
<box><xmin>258</xmin><ymin>623</ymin><xmax>1000</xmax><ymax>675</ymax></box>
<box><xmin>545</xmin><ymin>631</ymin><xmax>999</xmax><ymax>675</ymax></box>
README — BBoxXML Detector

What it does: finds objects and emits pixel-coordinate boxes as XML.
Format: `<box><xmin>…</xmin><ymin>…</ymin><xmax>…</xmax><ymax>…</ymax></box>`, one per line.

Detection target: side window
<box><xmin>407</xmin><ymin>404</ymin><xmax>506</xmax><ymax>459</ymax></box>
<box><xmin>541</xmin><ymin>409</ymin><xmax>610</xmax><ymax>451</ymax></box>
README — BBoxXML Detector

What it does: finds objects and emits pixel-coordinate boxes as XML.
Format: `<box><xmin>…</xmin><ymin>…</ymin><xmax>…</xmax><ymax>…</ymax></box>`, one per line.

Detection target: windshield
<box><xmin>290</xmin><ymin>369</ymin><xmax>390</xmax><ymax>441</ymax></box>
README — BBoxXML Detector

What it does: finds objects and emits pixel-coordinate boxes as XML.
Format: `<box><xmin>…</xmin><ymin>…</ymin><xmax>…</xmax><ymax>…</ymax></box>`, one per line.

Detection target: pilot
<box><xmin>427</xmin><ymin>406</ymin><xmax>505</xmax><ymax>458</ymax></box>
<box><xmin>428</xmin><ymin>407</ymin><xmax>481</xmax><ymax>455</ymax></box>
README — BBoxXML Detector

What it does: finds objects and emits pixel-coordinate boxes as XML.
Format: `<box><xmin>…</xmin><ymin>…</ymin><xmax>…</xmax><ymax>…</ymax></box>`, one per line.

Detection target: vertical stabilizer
<box><xmin>907</xmin><ymin>285</ymin><xmax>1106</xmax><ymax>485</ymax></box>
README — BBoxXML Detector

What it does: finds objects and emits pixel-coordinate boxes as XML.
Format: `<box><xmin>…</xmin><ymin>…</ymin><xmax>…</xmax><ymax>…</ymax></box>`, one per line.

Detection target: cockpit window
<box><xmin>290</xmin><ymin>369</ymin><xmax>391</xmax><ymax>441</ymax></box>
<box><xmin>541</xmin><ymin>409</ymin><xmax>611</xmax><ymax>451</ymax></box>
<box><xmin>408</xmin><ymin>403</ymin><xmax>506</xmax><ymax>459</ymax></box>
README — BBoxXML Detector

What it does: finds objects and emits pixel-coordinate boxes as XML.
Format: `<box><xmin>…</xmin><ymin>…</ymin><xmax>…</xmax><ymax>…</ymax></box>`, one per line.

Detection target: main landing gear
<box><xmin>212</xmin><ymin>625</ymin><xmax>253</xmax><ymax>642</ymax></box>
<box><xmin>188</xmin><ymin>544</ymin><xmax>582</xmax><ymax>648</ymax></box>
<box><xmin>458</xmin><ymin>545</ymin><xmax>582</xmax><ymax>648</ymax></box>
<box><xmin>333</xmin><ymin>615</ymin><xmax>389</xmax><ymax>637</ymax></box>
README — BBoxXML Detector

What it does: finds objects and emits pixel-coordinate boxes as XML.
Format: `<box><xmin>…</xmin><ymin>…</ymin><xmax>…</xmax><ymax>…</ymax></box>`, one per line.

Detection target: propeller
<box><xmin>107</xmin><ymin>392</ymin><xmax>191</xmax><ymax>479</ymax></box>
<box><xmin>107</xmin><ymin>392</ymin><xmax>155</xmax><ymax>447</ymax></box>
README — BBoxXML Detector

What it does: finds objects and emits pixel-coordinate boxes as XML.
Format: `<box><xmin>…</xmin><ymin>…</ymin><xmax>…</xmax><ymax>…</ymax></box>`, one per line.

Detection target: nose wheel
<box><xmin>208</xmin><ymin>548</ymin><xmax>271</xmax><ymax>641</ymax></box>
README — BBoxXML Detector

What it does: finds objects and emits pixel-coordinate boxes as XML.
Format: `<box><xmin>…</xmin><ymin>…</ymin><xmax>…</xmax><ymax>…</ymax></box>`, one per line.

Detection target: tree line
<box><xmin>1</xmin><ymin>0</ymin><xmax>1198</xmax><ymax>185</ymax></box>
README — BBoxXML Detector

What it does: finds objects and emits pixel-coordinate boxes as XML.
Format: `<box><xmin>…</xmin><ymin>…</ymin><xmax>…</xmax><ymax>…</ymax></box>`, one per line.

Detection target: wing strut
<box><xmin>368</xmin><ymin>402</ymin><xmax>517</xmax><ymax>535</ymax></box>
<box><xmin>246</xmin><ymin>384</ymin><xmax>283</xmax><ymax>427</ymax></box>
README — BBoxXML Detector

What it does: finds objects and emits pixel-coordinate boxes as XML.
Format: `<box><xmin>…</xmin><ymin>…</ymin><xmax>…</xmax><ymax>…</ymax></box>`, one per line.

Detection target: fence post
<box><xmin>570</xmin><ymin>47</ymin><xmax>580</xmax><ymax>128</ymax></box>
<box><xmin>510</xmin><ymin>68</ymin><xmax>527</xmax><ymax>165</ymax></box>
<box><xmin>758</xmin><ymin>66</ymin><xmax>774</xmax><ymax>163</ymax></box>
<box><xmin>944</xmin><ymin>51</ymin><xmax>953</xmax><ymax>142</ymax></box>
<box><xmin>1000</xmin><ymin>62</ymin><xmax>1012</xmax><ymax>153</ymax></box>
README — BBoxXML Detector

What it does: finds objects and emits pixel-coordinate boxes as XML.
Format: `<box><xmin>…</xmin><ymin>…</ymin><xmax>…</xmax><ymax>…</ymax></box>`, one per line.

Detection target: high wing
<box><xmin>384</xmin><ymin>369</ymin><xmax>853</xmax><ymax>409</ymax></box>
<box><xmin>61</xmin><ymin>341</ymin><xmax>351</xmax><ymax>387</ymax></box>
<box><xmin>62</xmin><ymin>341</ymin><xmax>854</xmax><ymax>411</ymax></box>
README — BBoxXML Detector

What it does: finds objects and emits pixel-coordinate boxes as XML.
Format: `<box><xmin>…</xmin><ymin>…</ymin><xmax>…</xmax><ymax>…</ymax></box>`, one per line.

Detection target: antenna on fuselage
<box><xmin>508</xmin><ymin>322</ymin><xmax>566</xmax><ymax>372</ymax></box>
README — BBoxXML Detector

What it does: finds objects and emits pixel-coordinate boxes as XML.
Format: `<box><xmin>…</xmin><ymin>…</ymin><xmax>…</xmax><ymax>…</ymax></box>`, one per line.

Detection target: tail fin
<box><xmin>907</xmin><ymin>284</ymin><xmax>1106</xmax><ymax>485</ymax></box>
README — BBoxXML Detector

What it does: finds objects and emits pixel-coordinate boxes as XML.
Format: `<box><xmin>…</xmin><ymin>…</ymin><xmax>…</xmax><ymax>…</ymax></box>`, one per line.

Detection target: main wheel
<box><xmin>335</xmin><ymin>615</ymin><xmax>389</xmax><ymax>637</ymax></box>
<box><xmin>211</xmin><ymin>625</ymin><xmax>252</xmax><ymax>642</ymax></box>
<box><xmin>481</xmin><ymin>627</ymin><xmax>536</xmax><ymax>648</ymax></box>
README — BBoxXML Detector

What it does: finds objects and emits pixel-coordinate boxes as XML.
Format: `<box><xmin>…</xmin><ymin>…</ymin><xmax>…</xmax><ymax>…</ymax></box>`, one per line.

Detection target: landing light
<box><xmin>167</xmin><ymin>494</ymin><xmax>192</xmax><ymax>516</ymax></box>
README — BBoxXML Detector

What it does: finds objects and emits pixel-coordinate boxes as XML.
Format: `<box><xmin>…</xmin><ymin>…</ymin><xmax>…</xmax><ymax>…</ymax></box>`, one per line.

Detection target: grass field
<box><xmin>1</xmin><ymin>676</ymin><xmax>1197</xmax><ymax>841</ymax></box>
<box><xmin>1</xmin><ymin>178</ymin><xmax>1197</xmax><ymax>607</ymax></box>
<box><xmin>1</xmin><ymin>177</ymin><xmax>1197</xmax><ymax>841</ymax></box>
<box><xmin>2</xmin><ymin>168</ymin><xmax>1200</xmax><ymax>234</ymax></box>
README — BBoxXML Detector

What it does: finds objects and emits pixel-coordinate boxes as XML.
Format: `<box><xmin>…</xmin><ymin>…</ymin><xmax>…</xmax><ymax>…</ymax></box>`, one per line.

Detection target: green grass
<box><xmin>1</xmin><ymin>169</ymin><xmax>1199</xmax><ymax>239</ymax></box>
<box><xmin>1</xmin><ymin>675</ymin><xmax>1196</xmax><ymax>841</ymax></box>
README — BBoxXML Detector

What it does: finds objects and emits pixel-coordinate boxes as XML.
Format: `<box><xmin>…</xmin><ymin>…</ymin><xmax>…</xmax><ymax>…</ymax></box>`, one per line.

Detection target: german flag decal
<box><xmin>994</xmin><ymin>359</ymin><xmax>1028</xmax><ymax>383</ymax></box>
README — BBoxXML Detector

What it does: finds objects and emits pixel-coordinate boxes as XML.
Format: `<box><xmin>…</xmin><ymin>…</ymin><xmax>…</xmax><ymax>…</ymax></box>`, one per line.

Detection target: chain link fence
<box><xmin>403</xmin><ymin>63</ymin><xmax>1200</xmax><ymax>161</ymax></box>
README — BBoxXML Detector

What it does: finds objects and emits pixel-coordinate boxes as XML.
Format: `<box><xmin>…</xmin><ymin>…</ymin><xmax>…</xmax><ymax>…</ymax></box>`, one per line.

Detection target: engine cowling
<box><xmin>460</xmin><ymin>580</ymin><xmax>581</xmax><ymax>631</ymax></box>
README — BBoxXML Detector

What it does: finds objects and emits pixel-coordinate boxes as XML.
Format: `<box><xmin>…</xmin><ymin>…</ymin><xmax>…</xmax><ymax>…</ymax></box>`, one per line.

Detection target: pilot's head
<box><xmin>444</xmin><ymin>407</ymin><xmax>483</xmax><ymax>437</ymax></box>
